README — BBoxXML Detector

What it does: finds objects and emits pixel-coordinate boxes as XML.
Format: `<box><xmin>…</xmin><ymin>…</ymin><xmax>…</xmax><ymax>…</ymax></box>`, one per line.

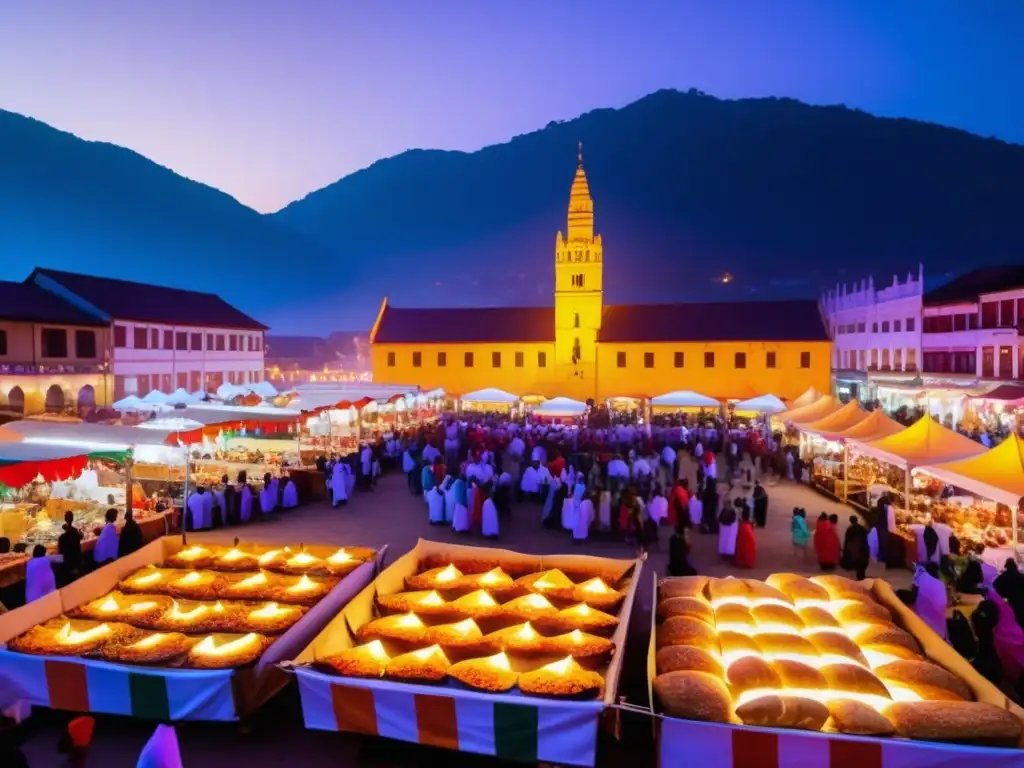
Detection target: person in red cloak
<box><xmin>813</xmin><ymin>512</ymin><xmax>841</xmax><ymax>571</ymax></box>
<box><xmin>734</xmin><ymin>507</ymin><xmax>757</xmax><ymax>569</ymax></box>
<box><xmin>669</xmin><ymin>479</ymin><xmax>689</xmax><ymax>528</ymax></box>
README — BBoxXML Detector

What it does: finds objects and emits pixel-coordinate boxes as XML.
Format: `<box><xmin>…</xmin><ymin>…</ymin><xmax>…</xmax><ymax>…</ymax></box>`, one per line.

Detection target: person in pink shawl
<box><xmin>990</xmin><ymin>594</ymin><xmax>1024</xmax><ymax>685</ymax></box>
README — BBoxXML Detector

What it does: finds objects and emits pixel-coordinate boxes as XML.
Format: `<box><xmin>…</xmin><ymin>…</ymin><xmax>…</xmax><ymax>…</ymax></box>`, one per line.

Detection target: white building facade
<box><xmin>819</xmin><ymin>266</ymin><xmax>924</xmax><ymax>401</ymax></box>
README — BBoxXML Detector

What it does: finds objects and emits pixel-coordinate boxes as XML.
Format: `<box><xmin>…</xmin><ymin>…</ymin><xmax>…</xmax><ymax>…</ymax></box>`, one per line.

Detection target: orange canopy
<box><xmin>800</xmin><ymin>399</ymin><xmax>868</xmax><ymax>435</ymax></box>
<box><xmin>831</xmin><ymin>410</ymin><xmax>906</xmax><ymax>442</ymax></box>
<box><xmin>917</xmin><ymin>433</ymin><xmax>1024</xmax><ymax>506</ymax></box>
<box><xmin>789</xmin><ymin>386</ymin><xmax>822</xmax><ymax>410</ymax></box>
<box><xmin>854</xmin><ymin>414</ymin><xmax>986</xmax><ymax>468</ymax></box>
<box><xmin>783</xmin><ymin>395</ymin><xmax>840</xmax><ymax>425</ymax></box>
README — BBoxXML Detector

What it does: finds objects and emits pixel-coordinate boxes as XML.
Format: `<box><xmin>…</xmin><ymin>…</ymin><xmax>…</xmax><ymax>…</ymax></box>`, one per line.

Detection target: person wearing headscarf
<box><xmin>574</xmin><ymin>489</ymin><xmax>595</xmax><ymax>543</ymax></box>
<box><xmin>733</xmin><ymin>507</ymin><xmax>757</xmax><ymax>569</ymax></box>
<box><xmin>687</xmin><ymin>480</ymin><xmax>703</xmax><ymax>528</ymax></box>
<box><xmin>668</xmin><ymin>520</ymin><xmax>696</xmax><ymax>577</ymax></box>
<box><xmin>239</xmin><ymin>479</ymin><xmax>253</xmax><ymax>523</ymax></box>
<box><xmin>427</xmin><ymin>483</ymin><xmax>446</xmax><ymax>524</ymax></box>
<box><xmin>987</xmin><ymin>594</ymin><xmax>1024</xmax><ymax>687</ymax></box>
<box><xmin>360</xmin><ymin>443</ymin><xmax>373</xmax><ymax>489</ymax></box>
<box><xmin>751</xmin><ymin>481</ymin><xmax>768</xmax><ymax>528</ymax></box>
<box><xmin>481</xmin><ymin>484</ymin><xmax>500</xmax><ymax>538</ymax></box>
<box><xmin>220</xmin><ymin>474</ymin><xmax>237</xmax><ymax>526</ymax></box>
<box><xmin>25</xmin><ymin>545</ymin><xmax>57</xmax><ymax>603</ymax></box>
<box><xmin>451</xmin><ymin>473</ymin><xmax>470</xmax><ymax>532</ymax></box>
<box><xmin>544</xmin><ymin>480</ymin><xmax>565</xmax><ymax>529</ymax></box>
<box><xmin>136</xmin><ymin>724</ymin><xmax>183</xmax><ymax>768</ymax></box>
<box><xmin>791</xmin><ymin>508</ymin><xmax>810</xmax><ymax>562</ymax></box>
<box><xmin>117</xmin><ymin>509</ymin><xmax>143</xmax><ymax>558</ymax></box>
<box><xmin>717</xmin><ymin>498</ymin><xmax>739</xmax><ymax>559</ymax></box>
<box><xmin>598</xmin><ymin>487</ymin><xmax>612</xmax><ymax>532</ymax></box>
<box><xmin>701</xmin><ymin>479</ymin><xmax>719</xmax><ymax>534</ymax></box>
<box><xmin>186</xmin><ymin>487</ymin><xmax>206</xmax><ymax>532</ymax></box>
<box><xmin>93</xmin><ymin>509</ymin><xmax>119</xmax><ymax>565</ymax></box>
<box><xmin>282</xmin><ymin>476</ymin><xmax>299</xmax><ymax>509</ymax></box>
<box><xmin>911</xmin><ymin>562</ymin><xmax>948</xmax><ymax>641</ymax></box>
<box><xmin>842</xmin><ymin>515</ymin><xmax>870</xmax><ymax>581</ymax></box>
<box><xmin>420</xmin><ymin>459</ymin><xmax>436</xmax><ymax>506</ymax></box>
<box><xmin>813</xmin><ymin>513</ymin><xmax>840</xmax><ymax>571</ymax></box>
<box><xmin>669</xmin><ymin>479</ymin><xmax>688</xmax><ymax>528</ymax></box>
<box><xmin>993</xmin><ymin>559</ymin><xmax>1024</xmax><ymax>629</ymax></box>
<box><xmin>331</xmin><ymin>461</ymin><xmax>349</xmax><ymax>507</ymax></box>
<box><xmin>57</xmin><ymin>511</ymin><xmax>83</xmax><ymax>583</ymax></box>
<box><xmin>647</xmin><ymin>486</ymin><xmax>668</xmax><ymax>527</ymax></box>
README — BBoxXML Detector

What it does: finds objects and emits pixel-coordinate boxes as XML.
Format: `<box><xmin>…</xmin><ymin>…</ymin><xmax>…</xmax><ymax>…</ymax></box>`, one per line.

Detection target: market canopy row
<box><xmin>917</xmin><ymin>433</ymin><xmax>1024</xmax><ymax>507</ymax></box>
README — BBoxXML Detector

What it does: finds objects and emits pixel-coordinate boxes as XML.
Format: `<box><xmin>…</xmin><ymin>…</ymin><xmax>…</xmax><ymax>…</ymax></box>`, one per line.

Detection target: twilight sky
<box><xmin>1</xmin><ymin>0</ymin><xmax>1021</xmax><ymax>213</ymax></box>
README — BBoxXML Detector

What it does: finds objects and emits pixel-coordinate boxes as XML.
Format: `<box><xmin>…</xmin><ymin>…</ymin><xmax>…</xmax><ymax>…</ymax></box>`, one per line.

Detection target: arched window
<box><xmin>574</xmin><ymin>312</ymin><xmax>580</xmax><ymax>328</ymax></box>
<box><xmin>574</xmin><ymin>273</ymin><xmax>585</xmax><ymax>288</ymax></box>
<box><xmin>572</xmin><ymin>338</ymin><xmax>581</xmax><ymax>364</ymax></box>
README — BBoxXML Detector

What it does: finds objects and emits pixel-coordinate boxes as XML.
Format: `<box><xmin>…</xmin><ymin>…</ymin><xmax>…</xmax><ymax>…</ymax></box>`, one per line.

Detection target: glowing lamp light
<box><xmin>418</xmin><ymin>591</ymin><xmax>445</xmax><ymax>607</ymax></box>
<box><xmin>327</xmin><ymin>549</ymin><xmax>353</xmax><ymax>565</ymax></box>
<box><xmin>193</xmin><ymin>633</ymin><xmax>260</xmax><ymax>658</ymax></box>
<box><xmin>394</xmin><ymin>613</ymin><xmax>424</xmax><ymax>628</ymax></box>
<box><xmin>360</xmin><ymin>639</ymin><xmax>390</xmax><ymax>662</ymax></box>
<box><xmin>129</xmin><ymin>601</ymin><xmax>159</xmax><ymax>613</ymax></box>
<box><xmin>55</xmin><ymin>622</ymin><xmax>111</xmax><ymax>646</ymax></box>
<box><xmin>132</xmin><ymin>633</ymin><xmax>168</xmax><ymax>650</ymax></box>
<box><xmin>250</xmin><ymin>602</ymin><xmax>291</xmax><ymax>620</ymax></box>
<box><xmin>435</xmin><ymin>564</ymin><xmax>460</xmax><ymax>583</ymax></box>
<box><xmin>412</xmin><ymin>644</ymin><xmax>445</xmax><ymax>662</ymax></box>
<box><xmin>258</xmin><ymin>549</ymin><xmax>283</xmax><ymax>565</ymax></box>
<box><xmin>520</xmin><ymin>594</ymin><xmax>552</xmax><ymax>610</ymax></box>
<box><xmin>567</xmin><ymin>603</ymin><xmax>591</xmax><ymax>616</ymax></box>
<box><xmin>287</xmin><ymin>551</ymin><xmax>320</xmax><ymax>568</ymax></box>
<box><xmin>221</xmin><ymin>548</ymin><xmax>245</xmax><ymax>562</ymax></box>
<box><xmin>579</xmin><ymin>578</ymin><xmax>611</xmax><ymax>595</ymax></box>
<box><xmin>532</xmin><ymin>569</ymin><xmax>572</xmax><ymax>591</ymax></box>
<box><xmin>236</xmin><ymin>572</ymin><xmax>268</xmax><ymax>589</ymax></box>
<box><xmin>545</xmin><ymin>656</ymin><xmax>577</xmax><ymax>677</ymax></box>
<box><xmin>213</xmin><ymin>601</ymin><xmax>225</xmax><ymax>613</ymax></box>
<box><xmin>287</xmin><ymin>575</ymin><xmax>318</xmax><ymax>594</ymax></box>
<box><xmin>567</xmin><ymin>630</ymin><xmax>585</xmax><ymax>645</ymax></box>
<box><xmin>478</xmin><ymin>568</ymin><xmax>512</xmax><ymax>586</ymax></box>
<box><xmin>460</xmin><ymin>590</ymin><xmax>497</xmax><ymax>607</ymax></box>
<box><xmin>133</xmin><ymin>571</ymin><xmax>163</xmax><ymax>587</ymax></box>
<box><xmin>176</xmin><ymin>571</ymin><xmax>203</xmax><ymax>586</ymax></box>
<box><xmin>486</xmin><ymin>652</ymin><xmax>512</xmax><ymax>671</ymax></box>
<box><xmin>98</xmin><ymin>597</ymin><xmax>120</xmax><ymax>613</ymax></box>
<box><xmin>168</xmin><ymin>601</ymin><xmax>208</xmax><ymax>622</ymax></box>
<box><xmin>177</xmin><ymin>546</ymin><xmax>208</xmax><ymax>561</ymax></box>
<box><xmin>449</xmin><ymin>619</ymin><xmax>479</xmax><ymax>636</ymax></box>
<box><xmin>515</xmin><ymin>623</ymin><xmax>537</xmax><ymax>641</ymax></box>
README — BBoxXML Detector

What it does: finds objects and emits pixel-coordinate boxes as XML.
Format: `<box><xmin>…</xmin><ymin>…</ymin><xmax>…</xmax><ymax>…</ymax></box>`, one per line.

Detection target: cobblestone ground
<box><xmin>20</xmin><ymin>453</ymin><xmax>911</xmax><ymax>767</ymax></box>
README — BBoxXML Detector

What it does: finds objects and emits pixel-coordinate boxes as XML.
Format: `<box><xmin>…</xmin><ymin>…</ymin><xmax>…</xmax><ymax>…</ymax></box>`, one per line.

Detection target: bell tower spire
<box><xmin>567</xmin><ymin>141</ymin><xmax>593</xmax><ymax>241</ymax></box>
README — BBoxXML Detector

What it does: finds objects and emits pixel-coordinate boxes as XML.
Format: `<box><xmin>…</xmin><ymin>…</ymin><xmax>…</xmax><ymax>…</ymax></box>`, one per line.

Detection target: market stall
<box><xmin>732</xmin><ymin>394</ymin><xmax>787</xmax><ymax>416</ymax></box>
<box><xmin>788</xmin><ymin>386</ymin><xmax>822</xmax><ymax>409</ymax></box>
<box><xmin>782</xmin><ymin>395</ymin><xmax>840</xmax><ymax>426</ymax></box>
<box><xmin>459</xmin><ymin>388</ymin><xmax>520</xmax><ymax>414</ymax></box>
<box><xmin>916</xmin><ymin>433</ymin><xmax>1024</xmax><ymax>562</ymax></box>
<box><xmin>651</xmin><ymin>391</ymin><xmax>720</xmax><ymax>410</ymax></box>
<box><xmin>650</xmin><ymin>573</ymin><xmax>1024</xmax><ymax>768</ymax></box>
<box><xmin>0</xmin><ymin>536</ymin><xmax>382</xmax><ymax>721</ymax></box>
<box><xmin>291</xmin><ymin>538</ymin><xmax>642</xmax><ymax>767</ymax></box>
<box><xmin>532</xmin><ymin>396</ymin><xmax>588</xmax><ymax>422</ymax></box>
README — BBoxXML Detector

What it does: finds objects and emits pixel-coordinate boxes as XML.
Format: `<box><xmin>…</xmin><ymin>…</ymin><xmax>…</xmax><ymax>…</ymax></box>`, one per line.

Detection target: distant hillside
<box><xmin>275</xmin><ymin>88</ymin><xmax>1024</xmax><ymax>316</ymax></box>
<box><xmin>0</xmin><ymin>110</ymin><xmax>331</xmax><ymax>327</ymax></box>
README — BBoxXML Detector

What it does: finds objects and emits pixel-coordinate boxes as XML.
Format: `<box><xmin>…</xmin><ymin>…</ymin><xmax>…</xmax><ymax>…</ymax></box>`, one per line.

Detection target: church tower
<box><xmin>553</xmin><ymin>143</ymin><xmax>603</xmax><ymax>401</ymax></box>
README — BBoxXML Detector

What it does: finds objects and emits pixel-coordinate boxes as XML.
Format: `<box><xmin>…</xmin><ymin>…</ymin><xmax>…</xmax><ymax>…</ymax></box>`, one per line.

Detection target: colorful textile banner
<box><xmin>658</xmin><ymin>715</ymin><xmax>1024</xmax><ymax>768</ymax></box>
<box><xmin>297</xmin><ymin>672</ymin><xmax>602</xmax><ymax>766</ymax></box>
<box><xmin>0</xmin><ymin>650</ymin><xmax>238</xmax><ymax>721</ymax></box>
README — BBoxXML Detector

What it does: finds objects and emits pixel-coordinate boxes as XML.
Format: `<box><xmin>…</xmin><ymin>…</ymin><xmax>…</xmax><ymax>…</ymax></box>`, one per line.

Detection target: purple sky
<box><xmin>2</xmin><ymin>1</ymin><xmax>1021</xmax><ymax>213</ymax></box>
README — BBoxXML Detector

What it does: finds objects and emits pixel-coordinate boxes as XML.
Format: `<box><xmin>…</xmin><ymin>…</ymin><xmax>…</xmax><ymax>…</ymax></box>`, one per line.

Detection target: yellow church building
<box><xmin>370</xmin><ymin>146</ymin><xmax>831</xmax><ymax>403</ymax></box>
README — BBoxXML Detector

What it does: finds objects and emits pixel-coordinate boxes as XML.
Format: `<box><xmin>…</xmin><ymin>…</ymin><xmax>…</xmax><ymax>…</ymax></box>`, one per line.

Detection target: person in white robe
<box><xmin>574</xmin><ymin>491</ymin><xmax>595</xmax><ymax>542</ymax></box>
<box><xmin>688</xmin><ymin>492</ymin><xmax>703</xmax><ymax>528</ymax></box>
<box><xmin>186</xmin><ymin>489</ymin><xmax>206</xmax><ymax>533</ymax></box>
<box><xmin>520</xmin><ymin>463</ymin><xmax>540</xmax><ymax>498</ymax></box>
<box><xmin>451</xmin><ymin>476</ymin><xmax>470</xmax><ymax>532</ymax></box>
<box><xmin>598</xmin><ymin>490</ymin><xmax>612</xmax><ymax>531</ymax></box>
<box><xmin>912</xmin><ymin>563</ymin><xmax>948</xmax><ymax>640</ymax></box>
<box><xmin>25</xmin><ymin>545</ymin><xmax>57</xmax><ymax>602</ymax></box>
<box><xmin>360</xmin><ymin>444</ymin><xmax>373</xmax><ymax>488</ymax></box>
<box><xmin>331</xmin><ymin>462</ymin><xmax>349</xmax><ymax>507</ymax></box>
<box><xmin>344</xmin><ymin>463</ymin><xmax>356</xmax><ymax>498</ymax></box>
<box><xmin>718</xmin><ymin>501</ymin><xmax>739</xmax><ymax>557</ymax></box>
<box><xmin>428</xmin><ymin>485</ymin><xmax>446</xmax><ymax>524</ymax></box>
<box><xmin>561</xmin><ymin>486</ymin><xmax>578</xmax><ymax>531</ymax></box>
<box><xmin>282</xmin><ymin>478</ymin><xmax>299</xmax><ymax>509</ymax></box>
<box><xmin>239</xmin><ymin>484</ymin><xmax>253</xmax><ymax>522</ymax></box>
<box><xmin>632</xmin><ymin>455</ymin><xmax>652</xmax><ymax>479</ymax></box>
<box><xmin>481</xmin><ymin>489</ymin><xmax>500</xmax><ymax>538</ymax></box>
<box><xmin>647</xmin><ymin>491</ymin><xmax>669</xmax><ymax>526</ymax></box>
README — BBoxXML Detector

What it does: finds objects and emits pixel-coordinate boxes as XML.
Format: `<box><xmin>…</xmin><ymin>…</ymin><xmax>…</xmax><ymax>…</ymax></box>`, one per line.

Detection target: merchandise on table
<box><xmin>650</xmin><ymin>572</ymin><xmax>1024</xmax><ymax>757</ymax></box>
<box><xmin>292</xmin><ymin>539</ymin><xmax>641</xmax><ymax>767</ymax></box>
<box><xmin>0</xmin><ymin>536</ymin><xmax>380</xmax><ymax>723</ymax></box>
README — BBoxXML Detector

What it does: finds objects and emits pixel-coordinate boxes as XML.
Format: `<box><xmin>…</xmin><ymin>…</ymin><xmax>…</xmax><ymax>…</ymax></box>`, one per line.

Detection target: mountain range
<box><xmin>3</xmin><ymin>89</ymin><xmax>1023</xmax><ymax>334</ymax></box>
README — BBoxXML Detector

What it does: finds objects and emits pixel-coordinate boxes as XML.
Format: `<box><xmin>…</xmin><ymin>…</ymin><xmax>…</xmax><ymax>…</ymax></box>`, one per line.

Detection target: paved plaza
<box><xmin>20</xmin><ymin>454</ymin><xmax>911</xmax><ymax>766</ymax></box>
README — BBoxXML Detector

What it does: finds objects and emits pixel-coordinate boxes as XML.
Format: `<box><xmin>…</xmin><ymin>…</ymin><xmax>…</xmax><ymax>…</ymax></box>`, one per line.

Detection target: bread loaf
<box><xmin>718</xmin><ymin>631</ymin><xmax>761</xmax><ymax>660</ymax></box>
<box><xmin>875</xmin><ymin>659</ymin><xmax>973</xmax><ymax>702</ymax></box>
<box><xmin>810</xmin><ymin>575</ymin><xmax>870</xmax><ymax>597</ymax></box>
<box><xmin>735</xmin><ymin>695</ymin><xmax>829</xmax><ymax>731</ymax></box>
<box><xmin>656</xmin><ymin>645</ymin><xmax>724</xmax><ymax>677</ymax></box>
<box><xmin>777</xmin><ymin>577</ymin><xmax>830</xmax><ymax>604</ymax></box>
<box><xmin>751</xmin><ymin>604</ymin><xmax>804</xmax><ymax>631</ymax></box>
<box><xmin>708</xmin><ymin>577</ymin><xmax>748</xmax><ymax>603</ymax></box>
<box><xmin>654</xmin><ymin>671</ymin><xmax>734</xmax><ymax>723</ymax></box>
<box><xmin>818</xmin><ymin>663</ymin><xmax>890</xmax><ymax>699</ymax></box>
<box><xmin>856</xmin><ymin>624</ymin><xmax>921</xmax><ymax>654</ymax></box>
<box><xmin>660</xmin><ymin>576</ymin><xmax>708</xmax><ymax>600</ymax></box>
<box><xmin>886</xmin><ymin>682</ymin><xmax>966</xmax><ymax>702</ymax></box>
<box><xmin>836</xmin><ymin>600</ymin><xmax>893</xmax><ymax>625</ymax></box>
<box><xmin>657</xmin><ymin>616</ymin><xmax>719</xmax><ymax>651</ymax></box>
<box><xmin>796</xmin><ymin>606</ymin><xmax>840</xmax><ymax>630</ymax></box>
<box><xmin>770</xmin><ymin>659</ymin><xmax>828</xmax><ymax>690</ymax></box>
<box><xmin>826</xmin><ymin>699</ymin><xmax>895</xmax><ymax>735</ymax></box>
<box><xmin>765</xmin><ymin>573</ymin><xmax>804</xmax><ymax>591</ymax></box>
<box><xmin>755</xmin><ymin>632</ymin><xmax>817</xmax><ymax>659</ymax></box>
<box><xmin>657</xmin><ymin>596</ymin><xmax>714</xmax><ymax>624</ymax></box>
<box><xmin>886</xmin><ymin>701</ymin><xmax>1023</xmax><ymax>743</ymax></box>
<box><xmin>861</xmin><ymin>641</ymin><xmax>923</xmax><ymax>665</ymax></box>
<box><xmin>713</xmin><ymin>603</ymin><xmax>754</xmax><ymax>628</ymax></box>
<box><xmin>807</xmin><ymin>631</ymin><xmax>868</xmax><ymax>667</ymax></box>
<box><xmin>743</xmin><ymin>580</ymin><xmax>791</xmax><ymax>605</ymax></box>
<box><xmin>726</xmin><ymin>656</ymin><xmax>781</xmax><ymax>696</ymax></box>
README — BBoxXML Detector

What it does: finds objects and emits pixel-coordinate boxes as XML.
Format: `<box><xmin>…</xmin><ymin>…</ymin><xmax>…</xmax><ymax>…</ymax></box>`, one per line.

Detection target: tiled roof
<box><xmin>374</xmin><ymin>306</ymin><xmax>555</xmax><ymax>344</ymax></box>
<box><xmin>28</xmin><ymin>268</ymin><xmax>268</xmax><ymax>330</ymax></box>
<box><xmin>924</xmin><ymin>266</ymin><xmax>1024</xmax><ymax>306</ymax></box>
<box><xmin>0</xmin><ymin>281</ymin><xmax>107</xmax><ymax>326</ymax></box>
<box><xmin>599</xmin><ymin>300</ymin><xmax>829</xmax><ymax>343</ymax></box>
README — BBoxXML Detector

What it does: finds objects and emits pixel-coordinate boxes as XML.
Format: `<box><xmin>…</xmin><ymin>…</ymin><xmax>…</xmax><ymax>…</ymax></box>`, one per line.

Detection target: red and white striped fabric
<box><xmin>0</xmin><ymin>650</ymin><xmax>238</xmax><ymax>721</ymax></box>
<box><xmin>659</xmin><ymin>717</ymin><xmax>1023</xmax><ymax>768</ymax></box>
<box><xmin>296</xmin><ymin>668</ymin><xmax>604</xmax><ymax>766</ymax></box>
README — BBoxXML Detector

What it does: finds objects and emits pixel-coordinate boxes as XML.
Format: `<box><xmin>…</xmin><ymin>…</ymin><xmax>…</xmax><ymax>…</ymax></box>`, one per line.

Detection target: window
<box><xmin>800</xmin><ymin>351</ymin><xmax>811</xmax><ymax>369</ymax></box>
<box><xmin>191</xmin><ymin>333</ymin><xmax>202</xmax><ymax>351</ymax></box>
<box><xmin>906</xmin><ymin>317</ymin><xmax>915</xmax><ymax>332</ymax></box>
<box><xmin>857</xmin><ymin>322</ymin><xmax>865</xmax><ymax>333</ymax></box>
<box><xmin>704</xmin><ymin>351</ymin><xmax>715</xmax><ymax>368</ymax></box>
<box><xmin>515</xmin><ymin>351</ymin><xmax>524</xmax><ymax>368</ymax></box>
<box><xmin>1000</xmin><ymin>299</ymin><xmax>1015</xmax><ymax>327</ymax></box>
<box><xmin>905</xmin><ymin>348</ymin><xmax>917</xmax><ymax>370</ymax></box>
<box><xmin>953</xmin><ymin>314</ymin><xmax>967</xmax><ymax>331</ymax></box>
<box><xmin>437</xmin><ymin>351</ymin><xmax>447</xmax><ymax>367</ymax></box>
<box><xmin>734</xmin><ymin>352</ymin><xmax>746</xmax><ymax>369</ymax></box>
<box><xmin>871</xmin><ymin>322</ymin><xmax>878</xmax><ymax>333</ymax></box>
<box><xmin>74</xmin><ymin>330</ymin><xmax>96</xmax><ymax>358</ymax></box>
<box><xmin>999</xmin><ymin>346</ymin><xmax>1013</xmax><ymax>378</ymax></box>
<box><xmin>137</xmin><ymin>374</ymin><xmax>150</xmax><ymax>394</ymax></box>
<box><xmin>177</xmin><ymin>372</ymin><xmax>188</xmax><ymax>389</ymax></box>
<box><xmin>175</xmin><ymin>332</ymin><xmax>187</xmax><ymax>351</ymax></box>
<box><xmin>644</xmin><ymin>352</ymin><xmax>654</xmax><ymax>368</ymax></box>
<box><xmin>616</xmin><ymin>351</ymin><xmax>626</xmax><ymax>368</ymax></box>
<box><xmin>216</xmin><ymin>335</ymin><xmax>225</xmax><ymax>351</ymax></box>
<box><xmin>247</xmin><ymin>336</ymin><xmax>254</xmax><ymax>352</ymax></box>
<box><xmin>894</xmin><ymin>349</ymin><xmax>902</xmax><ymax>369</ymax></box>
<box><xmin>894</xmin><ymin>320</ymin><xmax>901</xmax><ymax>332</ymax></box>
<box><xmin>766</xmin><ymin>351</ymin><xmax>776</xmax><ymax>368</ymax></box>
<box><xmin>229</xmin><ymin>334</ymin><xmax>238</xmax><ymax>351</ymax></box>
<box><xmin>412</xmin><ymin>351</ymin><xmax>422</xmax><ymax>368</ymax></box>
<box><xmin>133</xmin><ymin>327</ymin><xmax>148</xmax><ymax>349</ymax></box>
<box><xmin>571</xmin><ymin>273</ymin><xmax>585</xmax><ymax>288</ymax></box>
<box><xmin>858</xmin><ymin>350</ymin><xmax>865</xmax><ymax>369</ymax></box>
<box><xmin>114</xmin><ymin>325</ymin><xmax>127</xmax><ymax>347</ymax></box>
<box><xmin>151</xmin><ymin>328</ymin><xmax>160</xmax><ymax>349</ymax></box>
<box><xmin>674</xmin><ymin>351</ymin><xmax>684</xmax><ymax>368</ymax></box>
<box><xmin>207</xmin><ymin>333</ymin><xmax>214</xmax><ymax>350</ymax></box>
<box><xmin>41</xmin><ymin>328</ymin><xmax>68</xmax><ymax>358</ymax></box>
<box><xmin>464</xmin><ymin>351</ymin><xmax>474</xmax><ymax>367</ymax></box>
<box><xmin>537</xmin><ymin>351</ymin><xmax>547</xmax><ymax>367</ymax></box>
<box><xmin>0</xmin><ymin>330</ymin><xmax>7</xmax><ymax>356</ymax></box>
<box><xmin>982</xmin><ymin>346</ymin><xmax>994</xmax><ymax>377</ymax></box>
<box><xmin>163</xmin><ymin>330</ymin><xmax>173</xmax><ymax>349</ymax></box>
<box><xmin>981</xmin><ymin>302</ymin><xmax>998</xmax><ymax>329</ymax></box>
<box><xmin>881</xmin><ymin>321</ymin><xmax>890</xmax><ymax>333</ymax></box>
<box><xmin>573</xmin><ymin>313</ymin><xmax>580</xmax><ymax>328</ymax></box>
<box><xmin>492</xmin><ymin>351</ymin><xmax>501</xmax><ymax>368</ymax></box>
<box><xmin>386</xmin><ymin>351</ymin><xmax>396</xmax><ymax>367</ymax></box>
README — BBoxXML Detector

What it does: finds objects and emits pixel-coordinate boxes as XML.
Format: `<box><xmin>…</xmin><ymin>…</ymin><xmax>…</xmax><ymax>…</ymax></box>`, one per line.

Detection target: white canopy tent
<box><xmin>6</xmin><ymin>420</ymin><xmax>176</xmax><ymax>448</ymax></box>
<box><xmin>460</xmin><ymin>388</ymin><xmax>520</xmax><ymax>405</ymax></box>
<box><xmin>733</xmin><ymin>394</ymin><xmax>788</xmax><ymax>414</ymax></box>
<box><xmin>165</xmin><ymin>388</ymin><xmax>193</xmax><ymax>406</ymax></box>
<box><xmin>141</xmin><ymin>390</ymin><xmax>170</xmax><ymax>405</ymax></box>
<box><xmin>650</xmin><ymin>390</ymin><xmax>719</xmax><ymax>408</ymax></box>
<box><xmin>251</xmin><ymin>381</ymin><xmax>279</xmax><ymax>398</ymax></box>
<box><xmin>532</xmin><ymin>396</ymin><xmax>587</xmax><ymax>416</ymax></box>
<box><xmin>173</xmin><ymin>403</ymin><xmax>302</xmax><ymax>426</ymax></box>
<box><xmin>112</xmin><ymin>395</ymin><xmax>144</xmax><ymax>410</ymax></box>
